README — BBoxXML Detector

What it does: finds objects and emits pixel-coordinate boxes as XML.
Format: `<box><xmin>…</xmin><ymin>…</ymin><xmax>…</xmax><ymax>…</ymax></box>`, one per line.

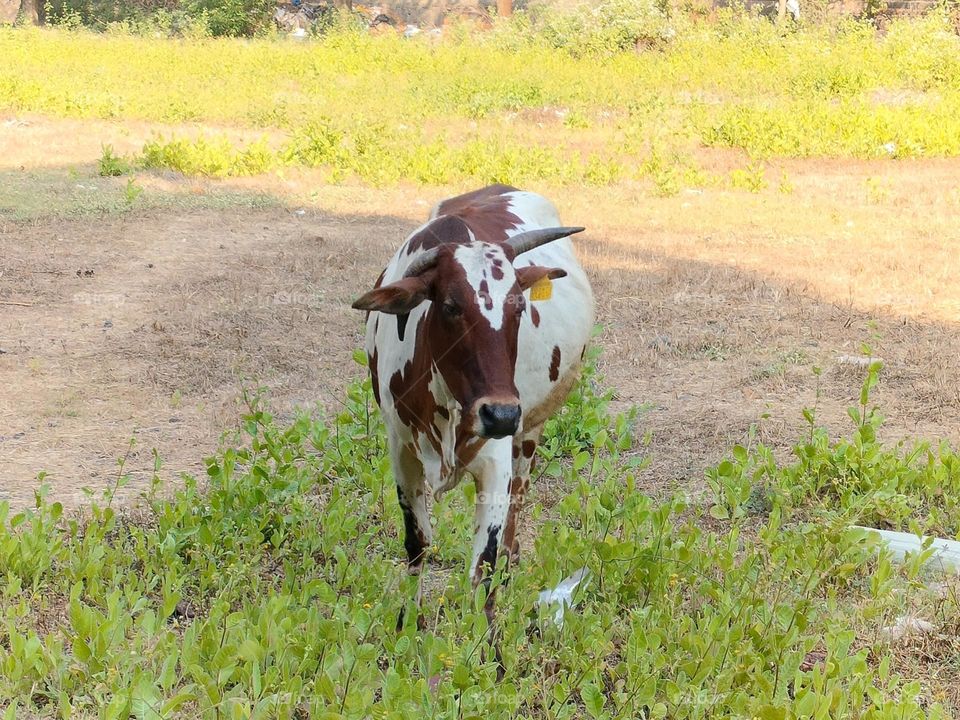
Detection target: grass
<box><xmin>2</xmin><ymin>16</ymin><xmax>960</xmax><ymax>189</ymax></box>
<box><xmin>0</xmin><ymin>167</ymin><xmax>278</xmax><ymax>221</ymax></box>
<box><xmin>1</xmin><ymin>353</ymin><xmax>959</xmax><ymax>718</ymax></box>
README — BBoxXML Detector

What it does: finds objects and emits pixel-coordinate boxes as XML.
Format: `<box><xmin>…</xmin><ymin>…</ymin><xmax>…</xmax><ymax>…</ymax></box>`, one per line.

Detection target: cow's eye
<box><xmin>442</xmin><ymin>301</ymin><xmax>461</xmax><ymax>318</ymax></box>
<box><xmin>515</xmin><ymin>297</ymin><xmax>526</xmax><ymax>315</ymax></box>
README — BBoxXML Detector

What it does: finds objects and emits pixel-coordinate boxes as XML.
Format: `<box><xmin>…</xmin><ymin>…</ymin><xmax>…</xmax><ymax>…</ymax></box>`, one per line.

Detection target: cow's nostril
<box><xmin>479</xmin><ymin>403</ymin><xmax>521</xmax><ymax>438</ymax></box>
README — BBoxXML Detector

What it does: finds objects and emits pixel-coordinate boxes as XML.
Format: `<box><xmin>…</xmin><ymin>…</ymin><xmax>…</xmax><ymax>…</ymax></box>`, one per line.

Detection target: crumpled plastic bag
<box><xmin>881</xmin><ymin>615</ymin><xmax>936</xmax><ymax>641</ymax></box>
<box><xmin>537</xmin><ymin>567</ymin><xmax>590</xmax><ymax>626</ymax></box>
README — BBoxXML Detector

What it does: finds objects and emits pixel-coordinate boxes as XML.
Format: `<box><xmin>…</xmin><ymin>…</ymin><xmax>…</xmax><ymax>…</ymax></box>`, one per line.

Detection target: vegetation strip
<box><xmin>3</xmin><ymin>15</ymin><xmax>960</xmax><ymax>195</ymax></box>
<box><xmin>1</xmin><ymin>356</ymin><xmax>958</xmax><ymax>717</ymax></box>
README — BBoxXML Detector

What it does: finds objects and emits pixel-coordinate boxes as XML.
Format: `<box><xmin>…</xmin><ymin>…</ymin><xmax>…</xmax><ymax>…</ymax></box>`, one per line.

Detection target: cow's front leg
<box><xmin>469</xmin><ymin>438</ymin><xmax>513</xmax><ymax>595</ymax></box>
<box><xmin>468</xmin><ymin>438</ymin><xmax>512</xmax><ymax>676</ymax></box>
<box><xmin>502</xmin><ymin>424</ymin><xmax>543</xmax><ymax>566</ymax></box>
<box><xmin>392</xmin><ymin>440</ymin><xmax>431</xmax><ymax>631</ymax></box>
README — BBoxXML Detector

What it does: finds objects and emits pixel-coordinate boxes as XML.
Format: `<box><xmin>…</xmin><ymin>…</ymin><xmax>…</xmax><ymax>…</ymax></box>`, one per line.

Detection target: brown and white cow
<box><xmin>352</xmin><ymin>184</ymin><xmax>595</xmax><ymax>628</ymax></box>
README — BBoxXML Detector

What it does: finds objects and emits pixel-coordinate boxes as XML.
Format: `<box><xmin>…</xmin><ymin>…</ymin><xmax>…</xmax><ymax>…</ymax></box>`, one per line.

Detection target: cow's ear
<box><xmin>352</xmin><ymin>276</ymin><xmax>432</xmax><ymax>315</ymax></box>
<box><xmin>516</xmin><ymin>265</ymin><xmax>567</xmax><ymax>291</ymax></box>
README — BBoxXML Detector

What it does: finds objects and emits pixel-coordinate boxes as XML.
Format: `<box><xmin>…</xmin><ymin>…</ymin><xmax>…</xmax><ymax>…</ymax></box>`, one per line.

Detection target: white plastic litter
<box><xmin>836</xmin><ymin>355</ymin><xmax>883</xmax><ymax>367</ymax></box>
<box><xmin>853</xmin><ymin>526</ymin><xmax>960</xmax><ymax>574</ymax></box>
<box><xmin>881</xmin><ymin>615</ymin><xmax>936</xmax><ymax>641</ymax></box>
<box><xmin>537</xmin><ymin>567</ymin><xmax>590</xmax><ymax>626</ymax></box>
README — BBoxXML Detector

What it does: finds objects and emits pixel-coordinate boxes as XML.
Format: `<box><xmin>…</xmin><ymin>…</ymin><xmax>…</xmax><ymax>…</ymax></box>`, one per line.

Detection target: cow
<box><xmin>352</xmin><ymin>184</ymin><xmax>595</xmax><ymax>638</ymax></box>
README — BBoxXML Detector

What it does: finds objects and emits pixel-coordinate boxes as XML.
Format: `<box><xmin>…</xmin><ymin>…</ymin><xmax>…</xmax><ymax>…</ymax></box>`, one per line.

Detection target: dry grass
<box><xmin>4</xmin><ymin>117</ymin><xmax>960</xmax><ymax>508</ymax></box>
<box><xmin>871</xmin><ymin>574</ymin><xmax>960</xmax><ymax>710</ymax></box>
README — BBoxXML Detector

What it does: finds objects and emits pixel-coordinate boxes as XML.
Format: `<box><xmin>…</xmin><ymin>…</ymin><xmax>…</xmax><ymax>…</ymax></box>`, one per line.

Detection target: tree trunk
<box><xmin>21</xmin><ymin>0</ymin><xmax>41</xmax><ymax>24</ymax></box>
<box><xmin>497</xmin><ymin>0</ymin><xmax>513</xmax><ymax>17</ymax></box>
<box><xmin>776</xmin><ymin>0</ymin><xmax>787</xmax><ymax>23</ymax></box>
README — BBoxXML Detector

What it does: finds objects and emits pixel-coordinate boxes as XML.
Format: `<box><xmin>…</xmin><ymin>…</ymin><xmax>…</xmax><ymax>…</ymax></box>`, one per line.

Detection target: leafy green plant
<box><xmin>513</xmin><ymin>0</ymin><xmax>675</xmax><ymax>57</ymax></box>
<box><xmin>0</xmin><ymin>346</ymin><xmax>957</xmax><ymax>717</ymax></box>
<box><xmin>708</xmin><ymin>360</ymin><xmax>960</xmax><ymax>537</ymax></box>
<box><xmin>640</xmin><ymin>149</ymin><xmax>683</xmax><ymax>197</ymax></box>
<box><xmin>730</xmin><ymin>162</ymin><xmax>768</xmax><ymax>192</ymax></box>
<box><xmin>141</xmin><ymin>135</ymin><xmax>275</xmax><ymax>177</ymax></box>
<box><xmin>122</xmin><ymin>177</ymin><xmax>144</xmax><ymax>205</ymax></box>
<box><xmin>181</xmin><ymin>0</ymin><xmax>273</xmax><ymax>37</ymax></box>
<box><xmin>140</xmin><ymin>126</ymin><xmax>626</xmax><ymax>187</ymax></box>
<box><xmin>97</xmin><ymin>144</ymin><xmax>131</xmax><ymax>177</ymax></box>
<box><xmin>778</xmin><ymin>171</ymin><xmax>795</xmax><ymax>194</ymax></box>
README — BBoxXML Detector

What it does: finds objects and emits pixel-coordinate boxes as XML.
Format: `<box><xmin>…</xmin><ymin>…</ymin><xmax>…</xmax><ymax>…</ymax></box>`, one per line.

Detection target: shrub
<box><xmin>505</xmin><ymin>0</ymin><xmax>675</xmax><ymax>56</ymax></box>
<box><xmin>97</xmin><ymin>144</ymin><xmax>132</xmax><ymax>177</ymax></box>
<box><xmin>41</xmin><ymin>0</ymin><xmax>273</xmax><ymax>36</ymax></box>
<box><xmin>44</xmin><ymin>0</ymin><xmax>177</xmax><ymax>28</ymax></box>
<box><xmin>181</xmin><ymin>0</ymin><xmax>274</xmax><ymax>36</ymax></box>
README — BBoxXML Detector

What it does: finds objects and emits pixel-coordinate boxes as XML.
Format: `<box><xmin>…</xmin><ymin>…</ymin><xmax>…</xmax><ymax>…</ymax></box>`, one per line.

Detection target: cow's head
<box><xmin>353</xmin><ymin>224</ymin><xmax>583</xmax><ymax>439</ymax></box>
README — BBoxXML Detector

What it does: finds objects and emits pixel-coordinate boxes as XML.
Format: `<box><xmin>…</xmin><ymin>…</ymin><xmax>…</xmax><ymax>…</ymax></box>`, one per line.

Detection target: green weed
<box><xmin>0</xmin><ymin>352</ymin><xmax>955</xmax><ymax>717</ymax></box>
<box><xmin>141</xmin><ymin>135</ymin><xmax>276</xmax><ymax>178</ymax></box>
<box><xmin>730</xmin><ymin>162</ymin><xmax>768</xmax><ymax>193</ymax></box>
<box><xmin>42</xmin><ymin>0</ymin><xmax>275</xmax><ymax>37</ymax></box>
<box><xmin>139</xmin><ymin>127</ymin><xmax>626</xmax><ymax>187</ymax></box>
<box><xmin>97</xmin><ymin>144</ymin><xmax>131</xmax><ymax>177</ymax></box>
<box><xmin>708</xmin><ymin>361</ymin><xmax>960</xmax><ymax>536</ymax></box>
<box><xmin>121</xmin><ymin>177</ymin><xmax>144</xmax><ymax>205</ymax></box>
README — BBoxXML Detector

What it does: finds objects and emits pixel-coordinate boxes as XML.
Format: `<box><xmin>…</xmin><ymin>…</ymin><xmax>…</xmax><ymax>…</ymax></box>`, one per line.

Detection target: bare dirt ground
<box><xmin>3</xmin><ymin>117</ymin><xmax>960</xmax><ymax>510</ymax></box>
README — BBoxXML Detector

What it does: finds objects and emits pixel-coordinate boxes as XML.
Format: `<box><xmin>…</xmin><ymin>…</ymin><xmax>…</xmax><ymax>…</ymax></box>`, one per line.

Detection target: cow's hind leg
<box><xmin>502</xmin><ymin>424</ymin><xmax>543</xmax><ymax>567</ymax></box>
<box><xmin>392</xmin><ymin>441</ymin><xmax>431</xmax><ymax>631</ymax></box>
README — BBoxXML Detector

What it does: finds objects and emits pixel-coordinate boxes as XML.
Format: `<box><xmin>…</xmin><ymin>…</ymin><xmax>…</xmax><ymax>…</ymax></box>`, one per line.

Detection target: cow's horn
<box><xmin>403</xmin><ymin>248</ymin><xmax>441</xmax><ymax>278</ymax></box>
<box><xmin>507</xmin><ymin>226</ymin><xmax>585</xmax><ymax>257</ymax></box>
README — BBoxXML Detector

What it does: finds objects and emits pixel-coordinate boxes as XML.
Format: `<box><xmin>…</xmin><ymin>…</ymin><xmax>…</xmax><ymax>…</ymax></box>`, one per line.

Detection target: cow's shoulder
<box><xmin>432</xmin><ymin>184</ymin><xmax>519</xmax><ymax>218</ymax></box>
<box><xmin>430</xmin><ymin>185</ymin><xmax>524</xmax><ymax>244</ymax></box>
<box><xmin>403</xmin><ymin>214</ymin><xmax>475</xmax><ymax>256</ymax></box>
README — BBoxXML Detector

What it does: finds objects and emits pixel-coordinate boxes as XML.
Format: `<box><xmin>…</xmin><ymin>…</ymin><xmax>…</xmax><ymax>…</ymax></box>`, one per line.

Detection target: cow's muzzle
<box><xmin>478</xmin><ymin>402</ymin><xmax>521</xmax><ymax>439</ymax></box>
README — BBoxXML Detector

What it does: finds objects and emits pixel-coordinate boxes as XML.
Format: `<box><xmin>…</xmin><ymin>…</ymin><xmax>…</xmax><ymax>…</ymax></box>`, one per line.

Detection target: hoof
<box><xmin>396</xmin><ymin>607</ymin><xmax>426</xmax><ymax>632</ymax></box>
<box><xmin>481</xmin><ymin>641</ymin><xmax>506</xmax><ymax>681</ymax></box>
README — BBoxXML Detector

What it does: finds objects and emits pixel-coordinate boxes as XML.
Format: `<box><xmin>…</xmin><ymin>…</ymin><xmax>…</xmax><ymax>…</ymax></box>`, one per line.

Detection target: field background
<box><xmin>4</xmin><ymin>20</ymin><xmax>960</xmax><ymax>507</ymax></box>
<box><xmin>3</xmin><ymin>9</ymin><xmax>960</xmax><ymax>719</ymax></box>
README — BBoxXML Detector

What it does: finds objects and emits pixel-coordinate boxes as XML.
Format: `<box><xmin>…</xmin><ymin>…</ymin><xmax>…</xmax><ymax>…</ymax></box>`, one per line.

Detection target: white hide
<box><xmin>506</xmin><ymin>193</ymin><xmax>595</xmax><ymax>423</ymax></box>
<box><xmin>453</xmin><ymin>243</ymin><xmax>515</xmax><ymax>332</ymax></box>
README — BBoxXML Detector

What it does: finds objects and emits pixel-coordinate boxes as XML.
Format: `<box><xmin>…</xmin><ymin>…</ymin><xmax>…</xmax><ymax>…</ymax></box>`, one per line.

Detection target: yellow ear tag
<box><xmin>529</xmin><ymin>276</ymin><xmax>553</xmax><ymax>302</ymax></box>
